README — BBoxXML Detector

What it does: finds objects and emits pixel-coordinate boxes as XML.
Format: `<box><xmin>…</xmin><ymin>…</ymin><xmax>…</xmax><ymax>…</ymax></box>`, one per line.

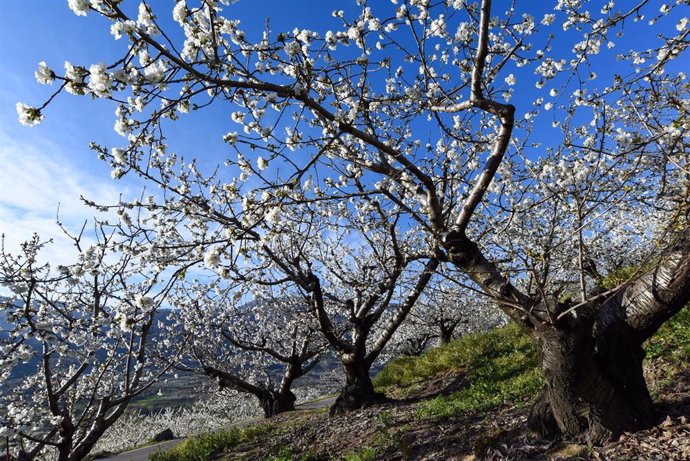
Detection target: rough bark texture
<box><xmin>527</xmin><ymin>390</ymin><xmax>560</xmax><ymax>440</ymax></box>
<box><xmin>528</xmin><ymin>234</ymin><xmax>690</xmax><ymax>444</ymax></box>
<box><xmin>329</xmin><ymin>361</ymin><xmax>385</xmax><ymax>416</ymax></box>
<box><xmin>260</xmin><ymin>390</ymin><xmax>296</xmax><ymax>418</ymax></box>
<box><xmin>528</xmin><ymin>315</ymin><xmax>660</xmax><ymax>444</ymax></box>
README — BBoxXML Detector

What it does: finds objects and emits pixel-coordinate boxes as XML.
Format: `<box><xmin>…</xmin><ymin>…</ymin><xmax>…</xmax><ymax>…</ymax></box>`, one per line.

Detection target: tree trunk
<box><xmin>204</xmin><ymin>366</ymin><xmax>297</xmax><ymax>418</ymax></box>
<box><xmin>527</xmin><ymin>235</ymin><xmax>690</xmax><ymax>444</ymax></box>
<box><xmin>329</xmin><ymin>359</ymin><xmax>385</xmax><ymax>416</ymax></box>
<box><xmin>444</xmin><ymin>224</ymin><xmax>690</xmax><ymax>444</ymax></box>
<box><xmin>439</xmin><ymin>324</ymin><xmax>455</xmax><ymax>344</ymax></box>
<box><xmin>528</xmin><ymin>313</ymin><xmax>660</xmax><ymax>444</ymax></box>
<box><xmin>259</xmin><ymin>389</ymin><xmax>296</xmax><ymax>418</ymax></box>
<box><xmin>56</xmin><ymin>417</ymin><xmax>74</xmax><ymax>461</ymax></box>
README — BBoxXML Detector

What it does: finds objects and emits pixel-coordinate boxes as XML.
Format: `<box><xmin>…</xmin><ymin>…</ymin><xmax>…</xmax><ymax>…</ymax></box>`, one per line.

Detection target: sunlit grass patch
<box><xmin>374</xmin><ymin>323</ymin><xmax>543</xmax><ymax>417</ymax></box>
<box><xmin>149</xmin><ymin>423</ymin><xmax>275</xmax><ymax>461</ymax></box>
<box><xmin>645</xmin><ymin>307</ymin><xmax>690</xmax><ymax>364</ymax></box>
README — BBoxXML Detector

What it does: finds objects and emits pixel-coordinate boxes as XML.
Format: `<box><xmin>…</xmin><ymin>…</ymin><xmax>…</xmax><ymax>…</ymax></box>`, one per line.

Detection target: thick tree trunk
<box><xmin>259</xmin><ymin>390</ymin><xmax>296</xmax><ymax>418</ymax></box>
<box><xmin>527</xmin><ymin>315</ymin><xmax>660</xmax><ymax>444</ymax></box>
<box><xmin>329</xmin><ymin>359</ymin><xmax>385</xmax><ymax>416</ymax></box>
<box><xmin>439</xmin><ymin>324</ymin><xmax>455</xmax><ymax>344</ymax></box>
<box><xmin>528</xmin><ymin>235</ymin><xmax>690</xmax><ymax>444</ymax></box>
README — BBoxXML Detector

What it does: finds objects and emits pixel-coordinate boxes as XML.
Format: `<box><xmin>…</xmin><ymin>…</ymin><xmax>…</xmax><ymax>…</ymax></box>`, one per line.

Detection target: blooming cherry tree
<box><xmin>385</xmin><ymin>277</ymin><xmax>508</xmax><ymax>358</ymax></box>
<box><xmin>133</xmin><ymin>188</ymin><xmax>439</xmax><ymax>413</ymax></box>
<box><xmin>19</xmin><ymin>0</ymin><xmax>690</xmax><ymax>443</ymax></box>
<box><xmin>0</xmin><ymin>222</ymin><xmax>184</xmax><ymax>461</ymax></box>
<box><xmin>162</xmin><ymin>283</ymin><xmax>326</xmax><ymax>417</ymax></box>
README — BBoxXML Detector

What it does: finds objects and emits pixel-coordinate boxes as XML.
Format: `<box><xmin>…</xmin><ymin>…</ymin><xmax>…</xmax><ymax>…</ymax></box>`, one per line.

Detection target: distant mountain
<box><xmin>0</xmin><ymin>297</ymin><xmax>352</xmax><ymax>413</ymax></box>
<box><xmin>0</xmin><ymin>297</ymin><xmax>176</xmax><ymax>380</ymax></box>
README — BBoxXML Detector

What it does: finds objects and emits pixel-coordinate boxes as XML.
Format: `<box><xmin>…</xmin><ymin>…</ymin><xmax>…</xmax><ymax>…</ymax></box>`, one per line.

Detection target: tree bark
<box><xmin>439</xmin><ymin>323</ymin><xmax>455</xmax><ymax>344</ymax></box>
<box><xmin>529</xmin><ymin>235</ymin><xmax>690</xmax><ymax>443</ymax></box>
<box><xmin>259</xmin><ymin>389</ymin><xmax>296</xmax><ymax>418</ymax></box>
<box><xmin>55</xmin><ymin>414</ymin><xmax>74</xmax><ymax>461</ymax></box>
<box><xmin>329</xmin><ymin>359</ymin><xmax>385</xmax><ymax>416</ymax></box>
<box><xmin>528</xmin><ymin>313</ymin><xmax>660</xmax><ymax>444</ymax></box>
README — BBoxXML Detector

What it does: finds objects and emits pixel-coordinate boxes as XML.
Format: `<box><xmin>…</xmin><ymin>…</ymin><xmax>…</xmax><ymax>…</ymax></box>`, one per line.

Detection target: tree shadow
<box><xmin>388</xmin><ymin>369</ymin><xmax>468</xmax><ymax>404</ymax></box>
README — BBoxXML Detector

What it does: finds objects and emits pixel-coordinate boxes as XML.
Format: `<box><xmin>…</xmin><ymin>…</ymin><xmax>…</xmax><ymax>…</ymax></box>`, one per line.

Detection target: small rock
<box><xmin>153</xmin><ymin>428</ymin><xmax>175</xmax><ymax>442</ymax></box>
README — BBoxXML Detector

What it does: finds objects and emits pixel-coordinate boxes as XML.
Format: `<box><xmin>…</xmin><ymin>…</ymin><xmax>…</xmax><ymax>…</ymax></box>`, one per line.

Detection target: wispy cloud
<box><xmin>0</xmin><ymin>130</ymin><xmax>128</xmax><ymax>266</ymax></box>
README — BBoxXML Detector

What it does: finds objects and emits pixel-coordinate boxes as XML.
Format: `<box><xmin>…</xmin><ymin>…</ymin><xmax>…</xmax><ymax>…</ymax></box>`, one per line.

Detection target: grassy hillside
<box><xmin>149</xmin><ymin>424</ymin><xmax>276</xmax><ymax>461</ymax></box>
<box><xmin>646</xmin><ymin>307</ymin><xmax>690</xmax><ymax>364</ymax></box>
<box><xmin>148</xmin><ymin>308</ymin><xmax>690</xmax><ymax>460</ymax></box>
<box><xmin>374</xmin><ymin>322</ymin><xmax>543</xmax><ymax>418</ymax></box>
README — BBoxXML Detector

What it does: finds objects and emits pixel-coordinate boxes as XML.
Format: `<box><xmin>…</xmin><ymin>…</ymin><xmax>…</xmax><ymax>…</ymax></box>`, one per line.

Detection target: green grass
<box><xmin>149</xmin><ymin>424</ymin><xmax>275</xmax><ymax>461</ymax></box>
<box><xmin>374</xmin><ymin>323</ymin><xmax>543</xmax><ymax>418</ymax></box>
<box><xmin>342</xmin><ymin>446</ymin><xmax>378</xmax><ymax>461</ymax></box>
<box><xmin>645</xmin><ymin>305</ymin><xmax>690</xmax><ymax>398</ymax></box>
<box><xmin>375</xmin><ymin>306</ymin><xmax>690</xmax><ymax>420</ymax></box>
<box><xmin>645</xmin><ymin>307</ymin><xmax>690</xmax><ymax>364</ymax></box>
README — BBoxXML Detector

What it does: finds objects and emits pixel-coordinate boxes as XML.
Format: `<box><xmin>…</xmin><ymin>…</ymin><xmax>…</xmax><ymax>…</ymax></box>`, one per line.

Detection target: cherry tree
<box><xmin>161</xmin><ymin>283</ymin><xmax>326</xmax><ymax>417</ymax></box>
<box><xmin>385</xmin><ymin>278</ymin><xmax>508</xmax><ymax>358</ymax></box>
<box><xmin>131</xmin><ymin>185</ymin><xmax>439</xmax><ymax>413</ymax></box>
<box><xmin>0</xmin><ymin>223</ymin><xmax>184</xmax><ymax>461</ymax></box>
<box><xmin>19</xmin><ymin>0</ymin><xmax>690</xmax><ymax>443</ymax></box>
<box><xmin>260</xmin><ymin>211</ymin><xmax>439</xmax><ymax>415</ymax></box>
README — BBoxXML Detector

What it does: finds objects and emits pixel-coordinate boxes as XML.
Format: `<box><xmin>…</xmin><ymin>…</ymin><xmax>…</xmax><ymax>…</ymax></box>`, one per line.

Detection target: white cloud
<box><xmin>0</xmin><ymin>131</ymin><xmax>128</xmax><ymax>267</ymax></box>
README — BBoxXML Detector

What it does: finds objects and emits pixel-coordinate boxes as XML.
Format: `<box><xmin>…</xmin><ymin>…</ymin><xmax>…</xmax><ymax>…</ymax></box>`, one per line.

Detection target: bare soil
<box><xmin>220</xmin><ymin>365</ymin><xmax>690</xmax><ymax>460</ymax></box>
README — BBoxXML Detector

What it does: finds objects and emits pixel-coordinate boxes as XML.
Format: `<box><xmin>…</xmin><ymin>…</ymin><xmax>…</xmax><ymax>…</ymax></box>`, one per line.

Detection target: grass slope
<box><xmin>149</xmin><ymin>424</ymin><xmax>275</xmax><ymax>461</ymax></box>
<box><xmin>646</xmin><ymin>307</ymin><xmax>690</xmax><ymax>364</ymax></box>
<box><xmin>374</xmin><ymin>322</ymin><xmax>543</xmax><ymax>418</ymax></box>
<box><xmin>150</xmin><ymin>308</ymin><xmax>690</xmax><ymax>460</ymax></box>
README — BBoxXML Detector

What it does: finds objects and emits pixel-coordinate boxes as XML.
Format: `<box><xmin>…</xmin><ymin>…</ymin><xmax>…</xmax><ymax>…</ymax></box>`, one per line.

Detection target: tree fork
<box><xmin>529</xmin><ymin>234</ymin><xmax>690</xmax><ymax>444</ymax></box>
<box><xmin>528</xmin><ymin>314</ymin><xmax>659</xmax><ymax>444</ymax></box>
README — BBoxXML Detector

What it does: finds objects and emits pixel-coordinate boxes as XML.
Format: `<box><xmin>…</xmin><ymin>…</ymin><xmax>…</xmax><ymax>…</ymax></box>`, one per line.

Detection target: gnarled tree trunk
<box><xmin>528</xmin><ymin>235</ymin><xmax>690</xmax><ymax>443</ymax></box>
<box><xmin>329</xmin><ymin>358</ymin><xmax>385</xmax><ymax>416</ymax></box>
<box><xmin>528</xmin><ymin>315</ymin><xmax>659</xmax><ymax>444</ymax></box>
<box><xmin>445</xmin><ymin>219</ymin><xmax>690</xmax><ymax>444</ymax></box>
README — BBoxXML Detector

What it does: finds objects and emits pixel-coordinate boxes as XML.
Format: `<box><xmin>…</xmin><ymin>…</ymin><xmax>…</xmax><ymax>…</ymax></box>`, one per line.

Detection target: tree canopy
<box><xmin>8</xmin><ymin>0</ymin><xmax>690</xmax><ymax>450</ymax></box>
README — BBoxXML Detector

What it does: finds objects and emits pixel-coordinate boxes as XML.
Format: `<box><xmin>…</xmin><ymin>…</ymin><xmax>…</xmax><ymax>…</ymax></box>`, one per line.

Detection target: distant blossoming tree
<box><xmin>384</xmin><ymin>277</ymin><xmax>508</xmax><ymax>358</ymax></box>
<box><xmin>162</xmin><ymin>283</ymin><xmax>326</xmax><ymax>417</ymax></box>
<box><xmin>0</xmin><ymin>221</ymin><xmax>184</xmax><ymax>461</ymax></box>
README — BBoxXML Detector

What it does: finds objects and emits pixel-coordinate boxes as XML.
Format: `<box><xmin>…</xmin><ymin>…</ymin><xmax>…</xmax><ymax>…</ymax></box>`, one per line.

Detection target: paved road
<box><xmin>298</xmin><ymin>395</ymin><xmax>336</xmax><ymax>411</ymax></box>
<box><xmin>98</xmin><ymin>397</ymin><xmax>336</xmax><ymax>461</ymax></box>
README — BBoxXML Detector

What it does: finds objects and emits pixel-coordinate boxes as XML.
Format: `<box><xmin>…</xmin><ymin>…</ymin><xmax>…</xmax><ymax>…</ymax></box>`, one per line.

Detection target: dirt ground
<box><xmin>221</xmin><ymin>367</ymin><xmax>690</xmax><ymax>460</ymax></box>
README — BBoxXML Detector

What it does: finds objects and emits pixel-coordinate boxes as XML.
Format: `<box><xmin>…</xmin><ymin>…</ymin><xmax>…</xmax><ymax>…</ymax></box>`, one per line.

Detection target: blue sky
<box><xmin>1</xmin><ymin>1</ymin><xmax>124</xmax><ymax>264</ymax></box>
<box><xmin>0</xmin><ymin>0</ymin><xmax>362</xmax><ymax>265</ymax></box>
<box><xmin>0</xmin><ymin>0</ymin><xmax>687</xmax><ymax>266</ymax></box>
